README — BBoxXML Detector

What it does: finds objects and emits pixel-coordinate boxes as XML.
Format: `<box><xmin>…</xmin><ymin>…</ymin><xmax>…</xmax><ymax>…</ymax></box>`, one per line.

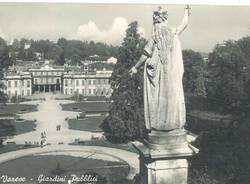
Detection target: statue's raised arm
<box><xmin>176</xmin><ymin>5</ymin><xmax>191</xmax><ymax>35</ymax></box>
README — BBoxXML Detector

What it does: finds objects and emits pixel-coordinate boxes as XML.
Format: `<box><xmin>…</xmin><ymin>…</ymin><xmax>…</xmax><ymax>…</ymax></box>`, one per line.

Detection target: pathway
<box><xmin>4</xmin><ymin>93</ymin><xmax>103</xmax><ymax>145</ymax></box>
<box><xmin>1</xmin><ymin>93</ymin><xmax>140</xmax><ymax>179</ymax></box>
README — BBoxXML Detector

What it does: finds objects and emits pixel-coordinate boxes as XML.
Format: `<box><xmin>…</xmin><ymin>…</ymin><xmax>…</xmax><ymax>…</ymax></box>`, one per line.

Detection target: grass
<box><xmin>186</xmin><ymin>110</ymin><xmax>234</xmax><ymax>134</ymax></box>
<box><xmin>0</xmin><ymin>154</ymin><xmax>130</xmax><ymax>183</ymax></box>
<box><xmin>0</xmin><ymin>103</ymin><xmax>37</xmax><ymax>116</ymax></box>
<box><xmin>68</xmin><ymin>116</ymin><xmax>105</xmax><ymax>132</ymax></box>
<box><xmin>0</xmin><ymin>119</ymin><xmax>36</xmax><ymax>137</ymax></box>
<box><xmin>0</xmin><ymin>144</ymin><xmax>39</xmax><ymax>154</ymax></box>
<box><xmin>61</xmin><ymin>101</ymin><xmax>110</xmax><ymax>113</ymax></box>
<box><xmin>188</xmin><ymin>110</ymin><xmax>232</xmax><ymax>121</ymax></box>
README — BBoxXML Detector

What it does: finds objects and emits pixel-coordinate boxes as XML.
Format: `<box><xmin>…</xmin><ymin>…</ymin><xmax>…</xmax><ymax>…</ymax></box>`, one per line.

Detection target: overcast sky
<box><xmin>0</xmin><ymin>3</ymin><xmax>249</xmax><ymax>52</ymax></box>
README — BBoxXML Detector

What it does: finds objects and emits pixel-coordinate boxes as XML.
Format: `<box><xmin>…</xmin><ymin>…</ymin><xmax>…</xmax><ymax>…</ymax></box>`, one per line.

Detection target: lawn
<box><xmin>68</xmin><ymin>115</ymin><xmax>106</xmax><ymax>132</ymax></box>
<box><xmin>0</xmin><ymin>154</ymin><xmax>130</xmax><ymax>183</ymax></box>
<box><xmin>0</xmin><ymin>103</ymin><xmax>37</xmax><ymax>116</ymax></box>
<box><xmin>0</xmin><ymin>144</ymin><xmax>38</xmax><ymax>154</ymax></box>
<box><xmin>186</xmin><ymin>110</ymin><xmax>233</xmax><ymax>134</ymax></box>
<box><xmin>61</xmin><ymin>102</ymin><xmax>110</xmax><ymax>113</ymax></box>
<box><xmin>0</xmin><ymin>119</ymin><xmax>36</xmax><ymax>137</ymax></box>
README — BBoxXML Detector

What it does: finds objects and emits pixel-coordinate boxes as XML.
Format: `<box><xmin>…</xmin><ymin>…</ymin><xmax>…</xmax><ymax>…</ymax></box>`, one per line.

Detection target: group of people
<box><xmin>40</xmin><ymin>131</ymin><xmax>47</xmax><ymax>147</ymax></box>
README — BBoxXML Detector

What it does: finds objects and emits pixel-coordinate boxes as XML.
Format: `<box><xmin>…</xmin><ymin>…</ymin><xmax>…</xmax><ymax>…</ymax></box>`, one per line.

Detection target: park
<box><xmin>0</xmin><ymin>3</ymin><xmax>250</xmax><ymax>184</ymax></box>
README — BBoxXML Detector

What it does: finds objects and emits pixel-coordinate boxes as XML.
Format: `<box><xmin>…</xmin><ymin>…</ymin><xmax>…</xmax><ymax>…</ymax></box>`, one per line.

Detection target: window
<box><xmin>89</xmin><ymin>89</ymin><xmax>91</xmax><ymax>94</ymax></box>
<box><xmin>27</xmin><ymin>81</ymin><xmax>30</xmax><ymax>87</ymax></box>
<box><xmin>82</xmin><ymin>80</ymin><xmax>84</xmax><ymax>86</ymax></box>
<box><xmin>82</xmin><ymin>89</ymin><xmax>84</xmax><ymax>95</ymax></box>
<box><xmin>76</xmin><ymin>80</ymin><xmax>79</xmax><ymax>86</ymax></box>
<box><xmin>97</xmin><ymin>88</ymin><xmax>101</xmax><ymax>95</ymax></box>
<box><xmin>105</xmin><ymin>79</ymin><xmax>109</xmax><ymax>84</ymax></box>
<box><xmin>34</xmin><ymin>79</ymin><xmax>38</xmax><ymax>84</ymax></box>
<box><xmin>8</xmin><ymin>81</ymin><xmax>11</xmax><ymax>88</ymax></box>
<box><xmin>70</xmin><ymin>80</ymin><xmax>73</xmax><ymax>85</ymax></box>
<box><xmin>27</xmin><ymin>90</ymin><xmax>30</xmax><ymax>96</ymax></box>
<box><xmin>41</xmin><ymin>78</ymin><xmax>43</xmax><ymax>84</ymax></box>
<box><xmin>76</xmin><ymin>89</ymin><xmax>79</xmax><ymax>94</ymax></box>
<box><xmin>93</xmin><ymin>80</ymin><xmax>96</xmax><ymax>85</ymax></box>
<box><xmin>65</xmin><ymin>80</ymin><xmax>68</xmax><ymax>86</ymax></box>
<box><xmin>93</xmin><ymin>89</ymin><xmax>96</xmax><ymax>94</ymax></box>
<box><xmin>88</xmin><ymin>80</ymin><xmax>91</xmax><ymax>85</ymax></box>
<box><xmin>14</xmin><ymin>90</ymin><xmax>18</xmax><ymax>96</ymax></box>
<box><xmin>98</xmin><ymin>79</ymin><xmax>101</xmax><ymax>85</ymax></box>
<box><xmin>22</xmin><ymin>90</ymin><xmax>24</xmax><ymax>96</ymax></box>
<box><xmin>70</xmin><ymin>89</ymin><xmax>73</xmax><ymax>94</ymax></box>
<box><xmin>14</xmin><ymin>81</ymin><xmax>18</xmax><ymax>88</ymax></box>
<box><xmin>8</xmin><ymin>91</ymin><xmax>11</xmax><ymax>97</ymax></box>
<box><xmin>65</xmin><ymin>89</ymin><xmax>68</xmax><ymax>95</ymax></box>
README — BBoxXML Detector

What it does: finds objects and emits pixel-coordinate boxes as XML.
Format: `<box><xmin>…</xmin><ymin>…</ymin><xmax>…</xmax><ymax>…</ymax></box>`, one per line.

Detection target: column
<box><xmin>38</xmin><ymin>85</ymin><xmax>40</xmax><ymax>93</ymax></box>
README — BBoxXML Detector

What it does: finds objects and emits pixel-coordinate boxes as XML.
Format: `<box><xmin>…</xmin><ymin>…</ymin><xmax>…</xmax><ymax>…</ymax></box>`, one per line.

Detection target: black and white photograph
<box><xmin>0</xmin><ymin>1</ymin><xmax>250</xmax><ymax>184</ymax></box>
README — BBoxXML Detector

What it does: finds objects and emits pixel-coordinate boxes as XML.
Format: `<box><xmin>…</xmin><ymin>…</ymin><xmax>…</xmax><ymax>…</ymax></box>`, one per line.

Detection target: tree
<box><xmin>101</xmin><ymin>21</ymin><xmax>146</xmax><ymax>142</ymax></box>
<box><xmin>55</xmin><ymin>51</ymin><xmax>65</xmax><ymax>66</ymax></box>
<box><xmin>0</xmin><ymin>37</ymin><xmax>10</xmax><ymax>103</ymax></box>
<box><xmin>183</xmin><ymin>50</ymin><xmax>207</xmax><ymax>97</ymax></box>
<box><xmin>188</xmin><ymin>37</ymin><xmax>250</xmax><ymax>184</ymax></box>
<box><xmin>207</xmin><ymin>39</ymin><xmax>249</xmax><ymax>113</ymax></box>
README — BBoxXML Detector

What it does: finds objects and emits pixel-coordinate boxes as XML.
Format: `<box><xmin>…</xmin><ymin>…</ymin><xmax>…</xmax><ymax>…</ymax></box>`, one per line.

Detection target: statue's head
<box><xmin>153</xmin><ymin>6</ymin><xmax>168</xmax><ymax>24</ymax></box>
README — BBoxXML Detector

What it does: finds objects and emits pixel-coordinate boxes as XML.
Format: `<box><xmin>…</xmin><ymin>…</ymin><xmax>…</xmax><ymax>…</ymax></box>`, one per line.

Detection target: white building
<box><xmin>3</xmin><ymin>72</ymin><xmax>32</xmax><ymax>98</ymax></box>
<box><xmin>2</xmin><ymin>62</ymin><xmax>113</xmax><ymax>98</ymax></box>
<box><xmin>63</xmin><ymin>65</ymin><xmax>112</xmax><ymax>97</ymax></box>
<box><xmin>29</xmin><ymin>64</ymin><xmax>64</xmax><ymax>93</ymax></box>
<box><xmin>107</xmin><ymin>57</ymin><xmax>117</xmax><ymax>64</ymax></box>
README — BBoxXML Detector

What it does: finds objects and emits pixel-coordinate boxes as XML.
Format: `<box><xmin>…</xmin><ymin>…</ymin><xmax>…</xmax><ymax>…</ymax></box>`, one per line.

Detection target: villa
<box><xmin>2</xmin><ymin>61</ymin><xmax>113</xmax><ymax>98</ymax></box>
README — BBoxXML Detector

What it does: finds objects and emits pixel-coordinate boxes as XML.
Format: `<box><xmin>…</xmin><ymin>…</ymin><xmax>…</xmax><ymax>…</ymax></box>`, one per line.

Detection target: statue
<box><xmin>130</xmin><ymin>8</ymin><xmax>199</xmax><ymax>184</ymax></box>
<box><xmin>130</xmin><ymin>6</ymin><xmax>191</xmax><ymax>134</ymax></box>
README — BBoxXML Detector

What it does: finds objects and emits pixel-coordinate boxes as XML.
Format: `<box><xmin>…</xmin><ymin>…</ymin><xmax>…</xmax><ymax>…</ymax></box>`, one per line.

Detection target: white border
<box><xmin>0</xmin><ymin>0</ymin><xmax>249</xmax><ymax>6</ymax></box>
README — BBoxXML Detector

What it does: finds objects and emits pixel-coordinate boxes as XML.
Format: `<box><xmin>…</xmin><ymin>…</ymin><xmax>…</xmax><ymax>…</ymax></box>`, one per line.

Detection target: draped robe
<box><xmin>143</xmin><ymin>10</ymin><xmax>189</xmax><ymax>131</ymax></box>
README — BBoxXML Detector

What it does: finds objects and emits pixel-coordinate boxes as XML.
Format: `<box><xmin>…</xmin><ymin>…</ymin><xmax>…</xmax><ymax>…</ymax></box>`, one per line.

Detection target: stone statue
<box><xmin>130</xmin><ymin>6</ymin><xmax>190</xmax><ymax>133</ymax></box>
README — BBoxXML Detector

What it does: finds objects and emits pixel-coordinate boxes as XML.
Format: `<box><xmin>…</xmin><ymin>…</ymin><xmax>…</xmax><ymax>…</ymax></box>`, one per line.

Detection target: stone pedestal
<box><xmin>133</xmin><ymin>129</ymin><xmax>199</xmax><ymax>184</ymax></box>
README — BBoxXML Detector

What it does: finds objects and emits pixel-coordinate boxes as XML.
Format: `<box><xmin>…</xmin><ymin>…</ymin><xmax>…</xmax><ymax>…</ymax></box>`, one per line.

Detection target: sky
<box><xmin>0</xmin><ymin>3</ymin><xmax>249</xmax><ymax>52</ymax></box>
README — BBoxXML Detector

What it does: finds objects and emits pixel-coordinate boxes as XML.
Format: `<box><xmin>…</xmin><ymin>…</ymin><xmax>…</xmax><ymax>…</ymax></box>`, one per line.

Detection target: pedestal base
<box><xmin>133</xmin><ymin>130</ymin><xmax>199</xmax><ymax>184</ymax></box>
<box><xmin>145</xmin><ymin>159</ymin><xmax>188</xmax><ymax>184</ymax></box>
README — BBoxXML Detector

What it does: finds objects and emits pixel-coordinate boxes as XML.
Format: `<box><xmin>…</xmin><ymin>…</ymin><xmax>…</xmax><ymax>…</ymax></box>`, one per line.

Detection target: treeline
<box><xmin>8</xmin><ymin>38</ymin><xmax>119</xmax><ymax>65</ymax></box>
<box><xmin>0</xmin><ymin>37</ymin><xmax>11</xmax><ymax>103</ymax></box>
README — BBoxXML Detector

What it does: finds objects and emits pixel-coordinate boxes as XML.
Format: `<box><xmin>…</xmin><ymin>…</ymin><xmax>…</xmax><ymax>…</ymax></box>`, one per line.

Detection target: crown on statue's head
<box><xmin>153</xmin><ymin>6</ymin><xmax>168</xmax><ymax>21</ymax></box>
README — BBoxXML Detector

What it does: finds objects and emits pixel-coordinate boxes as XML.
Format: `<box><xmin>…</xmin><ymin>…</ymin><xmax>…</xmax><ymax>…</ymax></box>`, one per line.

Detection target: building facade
<box><xmin>2</xmin><ymin>63</ymin><xmax>113</xmax><ymax>98</ymax></box>
<box><xmin>3</xmin><ymin>72</ymin><xmax>32</xmax><ymax>98</ymax></box>
<box><xmin>29</xmin><ymin>65</ymin><xmax>64</xmax><ymax>93</ymax></box>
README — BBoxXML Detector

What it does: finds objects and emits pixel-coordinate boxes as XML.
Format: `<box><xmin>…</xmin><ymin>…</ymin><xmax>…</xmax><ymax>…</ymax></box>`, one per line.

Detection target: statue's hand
<box><xmin>129</xmin><ymin>66</ymin><xmax>137</xmax><ymax>76</ymax></box>
<box><xmin>185</xmin><ymin>5</ymin><xmax>191</xmax><ymax>16</ymax></box>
